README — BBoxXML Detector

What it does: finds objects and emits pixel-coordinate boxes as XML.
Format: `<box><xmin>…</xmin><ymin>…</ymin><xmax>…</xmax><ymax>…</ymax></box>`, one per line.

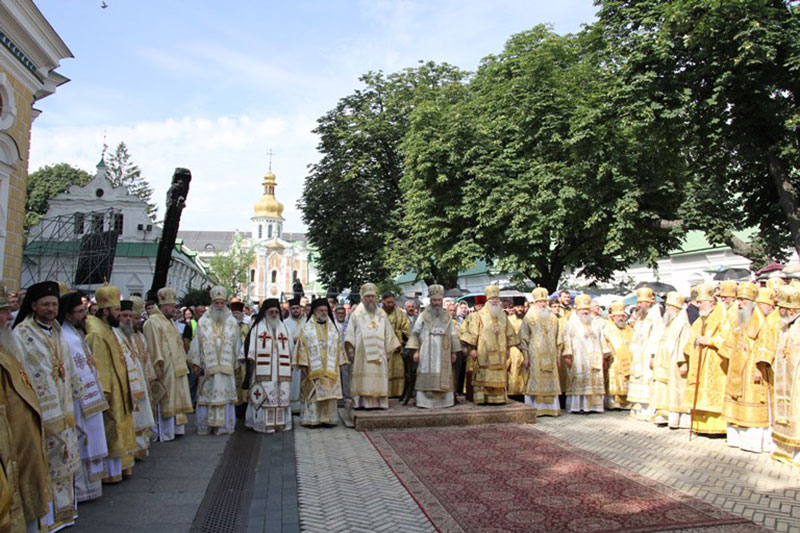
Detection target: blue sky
<box><xmin>31</xmin><ymin>0</ymin><xmax>597</xmax><ymax>232</ymax></box>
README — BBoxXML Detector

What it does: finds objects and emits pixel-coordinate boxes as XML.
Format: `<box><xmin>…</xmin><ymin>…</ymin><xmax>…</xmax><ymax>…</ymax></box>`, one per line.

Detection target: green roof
<box><xmin>670</xmin><ymin>229</ymin><xmax>755</xmax><ymax>257</ymax></box>
<box><xmin>395</xmin><ymin>259</ymin><xmax>491</xmax><ymax>285</ymax></box>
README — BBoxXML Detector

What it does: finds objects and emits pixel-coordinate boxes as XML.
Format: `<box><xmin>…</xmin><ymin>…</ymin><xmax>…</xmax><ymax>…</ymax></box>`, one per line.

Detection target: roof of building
<box><xmin>177</xmin><ymin>230</ymin><xmax>308</xmax><ymax>252</ymax></box>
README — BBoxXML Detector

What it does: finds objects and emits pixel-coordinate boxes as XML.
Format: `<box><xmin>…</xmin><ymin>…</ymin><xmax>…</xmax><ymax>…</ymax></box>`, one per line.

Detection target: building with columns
<box><xmin>178</xmin><ymin>166</ymin><xmax>321</xmax><ymax>304</ymax></box>
<box><xmin>0</xmin><ymin>0</ymin><xmax>71</xmax><ymax>290</ymax></box>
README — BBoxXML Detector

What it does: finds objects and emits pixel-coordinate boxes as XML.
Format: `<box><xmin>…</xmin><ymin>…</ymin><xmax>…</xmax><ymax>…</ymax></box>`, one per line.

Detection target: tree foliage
<box><xmin>25</xmin><ymin>163</ymin><xmax>93</xmax><ymax>230</ymax></box>
<box><xmin>301</xmin><ymin>3</ymin><xmax>800</xmax><ymax>290</ymax></box>
<box><xmin>593</xmin><ymin>0</ymin><xmax>800</xmax><ymax>264</ymax></box>
<box><xmin>207</xmin><ymin>232</ymin><xmax>255</xmax><ymax>299</ymax></box>
<box><xmin>106</xmin><ymin>142</ymin><xmax>157</xmax><ymax>219</ymax></box>
<box><xmin>299</xmin><ymin>62</ymin><xmax>466</xmax><ymax>291</ymax></box>
<box><xmin>179</xmin><ymin>287</ymin><xmax>211</xmax><ymax>308</ymax></box>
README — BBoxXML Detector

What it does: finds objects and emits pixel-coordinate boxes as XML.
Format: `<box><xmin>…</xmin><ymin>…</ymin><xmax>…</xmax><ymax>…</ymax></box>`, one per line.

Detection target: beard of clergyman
<box><xmin>266</xmin><ymin>316</ymin><xmax>280</xmax><ymax>333</ymax></box>
<box><xmin>429</xmin><ymin>304</ymin><xmax>444</xmax><ymax>319</ymax></box>
<box><xmin>210</xmin><ymin>306</ymin><xmax>229</xmax><ymax>325</ymax></box>
<box><xmin>663</xmin><ymin>308</ymin><xmax>678</xmax><ymax>325</ymax></box>
<box><xmin>364</xmin><ymin>302</ymin><xmax>377</xmax><ymax>313</ymax></box>
<box><xmin>488</xmin><ymin>302</ymin><xmax>503</xmax><ymax>319</ymax></box>
<box><xmin>579</xmin><ymin>313</ymin><xmax>592</xmax><ymax>325</ymax></box>
<box><xmin>120</xmin><ymin>323</ymin><xmax>134</xmax><ymax>338</ymax></box>
<box><xmin>738</xmin><ymin>301</ymin><xmax>754</xmax><ymax>326</ymax></box>
<box><xmin>537</xmin><ymin>307</ymin><xmax>551</xmax><ymax>321</ymax></box>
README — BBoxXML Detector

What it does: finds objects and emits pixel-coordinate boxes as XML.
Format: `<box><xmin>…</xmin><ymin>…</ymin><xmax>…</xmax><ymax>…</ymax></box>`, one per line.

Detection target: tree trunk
<box><xmin>767</xmin><ymin>153</ymin><xmax>800</xmax><ymax>257</ymax></box>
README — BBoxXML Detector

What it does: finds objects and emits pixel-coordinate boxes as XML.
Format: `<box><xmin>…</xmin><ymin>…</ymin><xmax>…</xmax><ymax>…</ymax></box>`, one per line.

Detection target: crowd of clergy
<box><xmin>2</xmin><ymin>270</ymin><xmax>800</xmax><ymax>532</ymax></box>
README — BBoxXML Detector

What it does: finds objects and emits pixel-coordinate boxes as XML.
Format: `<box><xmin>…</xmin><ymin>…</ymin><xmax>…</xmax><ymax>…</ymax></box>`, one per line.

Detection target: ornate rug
<box><xmin>366</xmin><ymin>425</ymin><xmax>763</xmax><ymax>533</ymax></box>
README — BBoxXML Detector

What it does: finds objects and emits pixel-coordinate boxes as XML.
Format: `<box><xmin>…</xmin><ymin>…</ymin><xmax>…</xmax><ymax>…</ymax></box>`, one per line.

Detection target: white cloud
<box><xmin>29</xmin><ymin>113</ymin><xmax>319</xmax><ymax>233</ymax></box>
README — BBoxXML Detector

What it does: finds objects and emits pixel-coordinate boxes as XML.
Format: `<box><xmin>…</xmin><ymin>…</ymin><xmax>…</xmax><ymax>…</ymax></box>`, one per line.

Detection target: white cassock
<box><xmin>246</xmin><ymin>319</ymin><xmax>294</xmax><ymax>432</ymax></box>
<box><xmin>627</xmin><ymin>305</ymin><xmax>663</xmax><ymax>420</ymax></box>
<box><xmin>285</xmin><ymin>316</ymin><xmax>303</xmax><ymax>413</ymax></box>
<box><xmin>562</xmin><ymin>314</ymin><xmax>609</xmax><ymax>413</ymax></box>
<box><xmin>114</xmin><ymin>328</ymin><xmax>156</xmax><ymax>453</ymax></box>
<box><xmin>62</xmin><ymin>322</ymin><xmax>109</xmax><ymax>503</ymax></box>
<box><xmin>188</xmin><ymin>312</ymin><xmax>241</xmax><ymax>435</ymax></box>
<box><xmin>405</xmin><ymin>309</ymin><xmax>460</xmax><ymax>409</ymax></box>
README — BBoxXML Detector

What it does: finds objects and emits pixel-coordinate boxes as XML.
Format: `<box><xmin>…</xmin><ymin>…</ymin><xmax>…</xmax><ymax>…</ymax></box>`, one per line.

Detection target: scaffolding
<box><xmin>22</xmin><ymin>207</ymin><xmax>121</xmax><ymax>289</ymax></box>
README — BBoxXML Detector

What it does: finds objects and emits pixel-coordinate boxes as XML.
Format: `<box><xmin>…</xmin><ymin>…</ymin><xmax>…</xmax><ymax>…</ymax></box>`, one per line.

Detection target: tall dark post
<box><xmin>148</xmin><ymin>168</ymin><xmax>191</xmax><ymax>301</ymax></box>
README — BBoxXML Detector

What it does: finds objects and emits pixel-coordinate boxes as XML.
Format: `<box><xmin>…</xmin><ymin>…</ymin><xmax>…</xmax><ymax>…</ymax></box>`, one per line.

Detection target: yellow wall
<box><xmin>1</xmin><ymin>64</ymin><xmax>34</xmax><ymax>291</ymax></box>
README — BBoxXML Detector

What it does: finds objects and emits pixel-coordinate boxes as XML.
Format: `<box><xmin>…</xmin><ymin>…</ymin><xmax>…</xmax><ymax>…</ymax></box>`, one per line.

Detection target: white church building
<box><xmin>22</xmin><ymin>158</ymin><xmax>210</xmax><ymax>297</ymax></box>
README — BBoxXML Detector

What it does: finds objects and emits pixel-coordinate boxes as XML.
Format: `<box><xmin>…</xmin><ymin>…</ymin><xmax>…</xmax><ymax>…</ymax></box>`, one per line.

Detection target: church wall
<box><xmin>0</xmin><ymin>63</ymin><xmax>34</xmax><ymax>291</ymax></box>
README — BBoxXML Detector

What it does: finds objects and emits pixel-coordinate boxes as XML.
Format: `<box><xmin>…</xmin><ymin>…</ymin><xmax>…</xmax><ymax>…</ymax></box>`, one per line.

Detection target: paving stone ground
<box><xmin>294</xmin><ymin>411</ymin><xmax>800</xmax><ymax>533</ymax></box>
<box><xmin>294</xmin><ymin>423</ymin><xmax>436</xmax><ymax>533</ymax></box>
<box><xmin>72</xmin><ymin>417</ymin><xmax>230</xmax><ymax>533</ymax></box>
<box><xmin>535</xmin><ymin>411</ymin><xmax>800</xmax><ymax>533</ymax></box>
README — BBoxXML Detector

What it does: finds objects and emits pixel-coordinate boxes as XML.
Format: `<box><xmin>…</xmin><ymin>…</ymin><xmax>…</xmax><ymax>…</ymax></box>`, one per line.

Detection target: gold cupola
<box><xmin>253</xmin><ymin>171</ymin><xmax>284</xmax><ymax>219</ymax></box>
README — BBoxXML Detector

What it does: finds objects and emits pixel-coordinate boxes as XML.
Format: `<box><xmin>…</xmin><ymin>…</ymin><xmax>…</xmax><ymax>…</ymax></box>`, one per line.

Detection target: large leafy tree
<box><xmin>593</xmin><ymin>0</ymin><xmax>800</xmax><ymax>263</ymax></box>
<box><xmin>456</xmin><ymin>26</ymin><xmax>682</xmax><ymax>290</ymax></box>
<box><xmin>106</xmin><ymin>141</ymin><xmax>157</xmax><ymax>219</ymax></box>
<box><xmin>208</xmin><ymin>232</ymin><xmax>255</xmax><ymax>299</ymax></box>
<box><xmin>299</xmin><ymin>61</ymin><xmax>465</xmax><ymax>291</ymax></box>
<box><xmin>25</xmin><ymin>163</ymin><xmax>93</xmax><ymax>230</ymax></box>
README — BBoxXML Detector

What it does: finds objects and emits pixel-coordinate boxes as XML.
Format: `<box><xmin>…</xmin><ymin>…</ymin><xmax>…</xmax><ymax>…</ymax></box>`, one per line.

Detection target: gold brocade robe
<box><xmin>772</xmin><ymin>316</ymin><xmax>800</xmax><ymax>461</ymax></box>
<box><xmin>603</xmin><ymin>320</ymin><xmax>633</xmax><ymax>401</ymax></box>
<box><xmin>683</xmin><ymin>304</ymin><xmax>728</xmax><ymax>433</ymax></box>
<box><xmin>650</xmin><ymin>311</ymin><xmax>691</xmax><ymax>414</ymax></box>
<box><xmin>519</xmin><ymin>309</ymin><xmax>562</xmax><ymax>402</ymax></box>
<box><xmin>345</xmin><ymin>304</ymin><xmax>401</xmax><ymax>400</ymax></box>
<box><xmin>142</xmin><ymin>309</ymin><xmax>193</xmax><ymax>420</ymax></box>
<box><xmin>13</xmin><ymin>317</ymin><xmax>82</xmax><ymax>523</ymax></box>
<box><xmin>383</xmin><ymin>308</ymin><xmax>410</xmax><ymax>398</ymax></box>
<box><xmin>506</xmin><ymin>314</ymin><xmax>527</xmax><ymax>395</ymax></box>
<box><xmin>85</xmin><ymin>316</ymin><xmax>135</xmax><ymax>470</ymax></box>
<box><xmin>721</xmin><ymin>308</ymin><xmax>771</xmax><ymax>428</ymax></box>
<box><xmin>459</xmin><ymin>307</ymin><xmax>519</xmax><ymax>404</ymax></box>
<box><xmin>754</xmin><ymin>310</ymin><xmax>781</xmax><ymax>414</ymax></box>
<box><xmin>0</xmin><ymin>342</ymin><xmax>50</xmax><ymax>528</ymax></box>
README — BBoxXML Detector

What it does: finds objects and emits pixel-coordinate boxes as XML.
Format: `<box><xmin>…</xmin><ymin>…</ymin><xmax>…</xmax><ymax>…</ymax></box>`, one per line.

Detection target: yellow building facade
<box><xmin>0</xmin><ymin>0</ymin><xmax>71</xmax><ymax>290</ymax></box>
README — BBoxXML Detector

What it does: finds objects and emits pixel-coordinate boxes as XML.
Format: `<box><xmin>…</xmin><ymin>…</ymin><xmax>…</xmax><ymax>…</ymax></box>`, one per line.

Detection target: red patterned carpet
<box><xmin>367</xmin><ymin>425</ymin><xmax>763</xmax><ymax>533</ymax></box>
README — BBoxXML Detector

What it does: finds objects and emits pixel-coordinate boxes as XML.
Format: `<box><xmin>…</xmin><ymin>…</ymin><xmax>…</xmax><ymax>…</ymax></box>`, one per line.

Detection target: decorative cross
<box><xmin>277</xmin><ymin>333</ymin><xmax>288</xmax><ymax>350</ymax></box>
<box><xmin>253</xmin><ymin>388</ymin><xmax>262</xmax><ymax>400</ymax></box>
<box><xmin>259</xmin><ymin>331</ymin><xmax>271</xmax><ymax>349</ymax></box>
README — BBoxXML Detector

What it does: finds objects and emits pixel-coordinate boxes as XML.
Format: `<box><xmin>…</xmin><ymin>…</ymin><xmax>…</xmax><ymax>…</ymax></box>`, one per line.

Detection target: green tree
<box><xmin>106</xmin><ymin>141</ymin><xmax>157</xmax><ymax>219</ymax></box>
<box><xmin>25</xmin><ymin>163</ymin><xmax>93</xmax><ymax>230</ymax></box>
<box><xmin>208</xmin><ymin>232</ymin><xmax>255</xmax><ymax>299</ymax></box>
<box><xmin>459</xmin><ymin>26</ymin><xmax>683</xmax><ymax>290</ymax></box>
<box><xmin>392</xmin><ymin>80</ymin><xmax>481</xmax><ymax>288</ymax></box>
<box><xmin>299</xmin><ymin>61</ymin><xmax>466</xmax><ymax>291</ymax></box>
<box><xmin>593</xmin><ymin>0</ymin><xmax>800</xmax><ymax>263</ymax></box>
<box><xmin>179</xmin><ymin>287</ymin><xmax>211</xmax><ymax>308</ymax></box>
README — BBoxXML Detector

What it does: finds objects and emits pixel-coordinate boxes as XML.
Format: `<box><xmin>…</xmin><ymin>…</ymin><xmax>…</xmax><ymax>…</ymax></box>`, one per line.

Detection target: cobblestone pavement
<box><xmin>535</xmin><ymin>411</ymin><xmax>800</xmax><ymax>533</ymax></box>
<box><xmin>294</xmin><ymin>423</ymin><xmax>436</xmax><ymax>533</ymax></box>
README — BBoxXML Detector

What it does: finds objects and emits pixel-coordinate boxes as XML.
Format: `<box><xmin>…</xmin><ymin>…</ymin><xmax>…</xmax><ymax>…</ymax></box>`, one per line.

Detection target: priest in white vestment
<box><xmin>520</xmin><ymin>288</ymin><xmax>562</xmax><ymax>416</ymax></box>
<box><xmin>295</xmin><ymin>299</ymin><xmax>347</xmax><ymax>425</ymax></box>
<box><xmin>345</xmin><ymin>283</ymin><xmax>401</xmax><ymax>409</ymax></box>
<box><xmin>627</xmin><ymin>287</ymin><xmax>664</xmax><ymax>420</ymax></box>
<box><xmin>189</xmin><ymin>287</ymin><xmax>241</xmax><ymax>435</ymax></box>
<box><xmin>245</xmin><ymin>299</ymin><xmax>294</xmax><ymax>432</ymax></box>
<box><xmin>562</xmin><ymin>294</ymin><xmax>610</xmax><ymax>413</ymax></box>
<box><xmin>13</xmin><ymin>281</ymin><xmax>83</xmax><ymax>532</ymax></box>
<box><xmin>285</xmin><ymin>297</ymin><xmax>304</xmax><ymax>414</ymax></box>
<box><xmin>116</xmin><ymin>300</ymin><xmax>156</xmax><ymax>454</ymax></box>
<box><xmin>405</xmin><ymin>285</ymin><xmax>461</xmax><ymax>409</ymax></box>
<box><xmin>59</xmin><ymin>291</ymin><xmax>109</xmax><ymax>503</ymax></box>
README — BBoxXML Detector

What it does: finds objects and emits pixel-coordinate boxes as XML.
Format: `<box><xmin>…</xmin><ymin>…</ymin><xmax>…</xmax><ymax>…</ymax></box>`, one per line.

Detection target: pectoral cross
<box><xmin>259</xmin><ymin>331</ymin><xmax>271</xmax><ymax>349</ymax></box>
<box><xmin>253</xmin><ymin>388</ymin><xmax>262</xmax><ymax>401</ymax></box>
<box><xmin>277</xmin><ymin>333</ymin><xmax>288</xmax><ymax>350</ymax></box>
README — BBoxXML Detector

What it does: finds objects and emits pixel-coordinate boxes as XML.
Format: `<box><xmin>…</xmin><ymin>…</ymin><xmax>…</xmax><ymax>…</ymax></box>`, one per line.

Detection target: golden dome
<box><xmin>253</xmin><ymin>171</ymin><xmax>284</xmax><ymax>219</ymax></box>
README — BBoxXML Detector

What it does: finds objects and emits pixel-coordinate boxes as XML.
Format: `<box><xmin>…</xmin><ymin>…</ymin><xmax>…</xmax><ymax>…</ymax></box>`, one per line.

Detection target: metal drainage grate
<box><xmin>190</xmin><ymin>425</ymin><xmax>261</xmax><ymax>533</ymax></box>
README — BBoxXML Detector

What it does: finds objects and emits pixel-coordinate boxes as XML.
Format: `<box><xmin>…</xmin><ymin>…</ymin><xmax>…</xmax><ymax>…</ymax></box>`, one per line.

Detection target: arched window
<box><xmin>268</xmin><ymin>224</ymin><xmax>273</xmax><ymax>238</ymax></box>
<box><xmin>258</xmin><ymin>225</ymin><xmax>262</xmax><ymax>239</ymax></box>
<box><xmin>271</xmin><ymin>270</ymin><xmax>277</xmax><ymax>283</ymax></box>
